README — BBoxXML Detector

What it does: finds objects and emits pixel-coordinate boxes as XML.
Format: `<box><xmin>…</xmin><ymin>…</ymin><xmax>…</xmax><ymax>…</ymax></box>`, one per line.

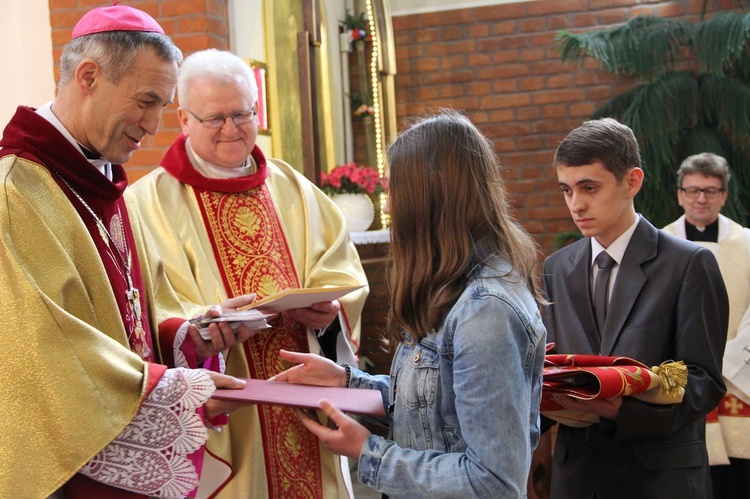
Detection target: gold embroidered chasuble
<box><xmin>127</xmin><ymin>138</ymin><xmax>368</xmax><ymax>498</ymax></box>
<box><xmin>0</xmin><ymin>133</ymin><xmax>186</xmax><ymax>496</ymax></box>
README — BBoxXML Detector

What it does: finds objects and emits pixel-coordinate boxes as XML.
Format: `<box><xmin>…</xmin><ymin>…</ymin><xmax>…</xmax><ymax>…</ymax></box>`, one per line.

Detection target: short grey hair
<box><xmin>676</xmin><ymin>152</ymin><xmax>731</xmax><ymax>189</ymax></box>
<box><xmin>59</xmin><ymin>31</ymin><xmax>182</xmax><ymax>86</ymax></box>
<box><xmin>178</xmin><ymin>49</ymin><xmax>258</xmax><ymax>110</ymax></box>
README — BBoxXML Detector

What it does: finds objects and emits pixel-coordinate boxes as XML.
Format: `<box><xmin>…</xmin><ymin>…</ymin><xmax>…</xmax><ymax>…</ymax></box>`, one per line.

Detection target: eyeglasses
<box><xmin>185</xmin><ymin>108</ymin><xmax>257</xmax><ymax>129</ymax></box>
<box><xmin>679</xmin><ymin>186</ymin><xmax>725</xmax><ymax>199</ymax></box>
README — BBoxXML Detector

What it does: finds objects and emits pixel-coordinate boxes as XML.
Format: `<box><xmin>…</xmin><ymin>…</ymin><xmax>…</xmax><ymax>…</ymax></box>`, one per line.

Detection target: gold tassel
<box><xmin>651</xmin><ymin>360</ymin><xmax>688</xmax><ymax>398</ymax></box>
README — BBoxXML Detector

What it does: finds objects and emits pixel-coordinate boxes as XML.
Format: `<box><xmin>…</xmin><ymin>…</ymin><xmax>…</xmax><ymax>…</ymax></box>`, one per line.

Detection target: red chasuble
<box><xmin>162</xmin><ymin>135</ymin><xmax>324</xmax><ymax>498</ymax></box>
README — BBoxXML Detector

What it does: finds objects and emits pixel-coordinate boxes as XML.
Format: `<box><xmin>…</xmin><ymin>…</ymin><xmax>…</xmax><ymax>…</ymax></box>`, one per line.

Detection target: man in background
<box><xmin>127</xmin><ymin>49</ymin><xmax>368</xmax><ymax>498</ymax></box>
<box><xmin>542</xmin><ymin>118</ymin><xmax>728</xmax><ymax>498</ymax></box>
<box><xmin>663</xmin><ymin>152</ymin><xmax>750</xmax><ymax>499</ymax></box>
<box><xmin>0</xmin><ymin>6</ymin><xmax>252</xmax><ymax>498</ymax></box>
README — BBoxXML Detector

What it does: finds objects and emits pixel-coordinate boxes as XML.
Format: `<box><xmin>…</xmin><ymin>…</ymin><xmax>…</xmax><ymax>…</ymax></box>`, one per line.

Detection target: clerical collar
<box><xmin>35</xmin><ymin>102</ymin><xmax>113</xmax><ymax>180</ymax></box>
<box><xmin>185</xmin><ymin>138</ymin><xmax>256</xmax><ymax>179</ymax></box>
<box><xmin>685</xmin><ymin>218</ymin><xmax>719</xmax><ymax>242</ymax></box>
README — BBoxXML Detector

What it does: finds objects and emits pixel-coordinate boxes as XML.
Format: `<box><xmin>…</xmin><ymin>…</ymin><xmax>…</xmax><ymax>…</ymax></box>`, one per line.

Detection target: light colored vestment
<box><xmin>0</xmin><ymin>107</ymin><xmax>197</xmax><ymax>497</ymax></box>
<box><xmin>127</xmin><ymin>135</ymin><xmax>368</xmax><ymax>498</ymax></box>
<box><xmin>664</xmin><ymin>214</ymin><xmax>750</xmax><ymax>463</ymax></box>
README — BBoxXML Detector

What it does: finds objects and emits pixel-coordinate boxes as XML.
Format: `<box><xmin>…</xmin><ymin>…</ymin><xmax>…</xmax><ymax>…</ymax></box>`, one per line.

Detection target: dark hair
<box><xmin>676</xmin><ymin>152</ymin><xmax>731</xmax><ymax>189</ymax></box>
<box><xmin>554</xmin><ymin>118</ymin><xmax>642</xmax><ymax>182</ymax></box>
<box><xmin>386</xmin><ymin>109</ymin><xmax>543</xmax><ymax>344</ymax></box>
<box><xmin>59</xmin><ymin>31</ymin><xmax>182</xmax><ymax>86</ymax></box>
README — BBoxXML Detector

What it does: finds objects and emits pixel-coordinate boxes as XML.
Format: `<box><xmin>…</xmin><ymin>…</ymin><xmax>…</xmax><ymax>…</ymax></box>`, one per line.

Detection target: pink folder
<box><xmin>212</xmin><ymin>379</ymin><xmax>386</xmax><ymax>417</ymax></box>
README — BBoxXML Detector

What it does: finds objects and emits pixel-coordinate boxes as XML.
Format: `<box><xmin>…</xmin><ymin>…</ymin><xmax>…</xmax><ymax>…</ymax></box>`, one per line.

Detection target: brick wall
<box><xmin>391</xmin><ymin>0</ymin><xmax>738</xmax><ymax>254</ymax></box>
<box><xmin>47</xmin><ymin>0</ymin><xmax>230</xmax><ymax>182</ymax></box>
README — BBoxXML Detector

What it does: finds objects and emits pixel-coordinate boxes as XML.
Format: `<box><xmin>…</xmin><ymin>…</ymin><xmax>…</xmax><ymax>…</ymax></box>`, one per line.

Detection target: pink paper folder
<box><xmin>212</xmin><ymin>379</ymin><xmax>386</xmax><ymax>417</ymax></box>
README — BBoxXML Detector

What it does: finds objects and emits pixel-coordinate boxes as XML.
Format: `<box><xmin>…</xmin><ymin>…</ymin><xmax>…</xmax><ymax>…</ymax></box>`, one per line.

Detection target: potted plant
<box><xmin>321</xmin><ymin>162</ymin><xmax>385</xmax><ymax>232</ymax></box>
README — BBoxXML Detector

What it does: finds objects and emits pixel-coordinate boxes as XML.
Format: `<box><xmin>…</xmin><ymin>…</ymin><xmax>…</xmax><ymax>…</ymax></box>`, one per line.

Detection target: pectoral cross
<box><xmin>126</xmin><ymin>274</ymin><xmax>150</xmax><ymax>359</ymax></box>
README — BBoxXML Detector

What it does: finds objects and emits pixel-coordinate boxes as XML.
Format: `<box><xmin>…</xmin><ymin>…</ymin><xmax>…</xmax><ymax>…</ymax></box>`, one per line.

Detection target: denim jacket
<box><xmin>349</xmin><ymin>251</ymin><xmax>547</xmax><ymax>498</ymax></box>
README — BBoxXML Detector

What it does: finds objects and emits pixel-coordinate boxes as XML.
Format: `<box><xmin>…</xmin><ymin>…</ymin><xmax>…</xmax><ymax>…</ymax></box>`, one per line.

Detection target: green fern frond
<box><xmin>557</xmin><ymin>17</ymin><xmax>694</xmax><ymax>79</ymax></box>
<box><xmin>700</xmin><ymin>75</ymin><xmax>750</xmax><ymax>145</ymax></box>
<box><xmin>696</xmin><ymin>12</ymin><xmax>750</xmax><ymax>75</ymax></box>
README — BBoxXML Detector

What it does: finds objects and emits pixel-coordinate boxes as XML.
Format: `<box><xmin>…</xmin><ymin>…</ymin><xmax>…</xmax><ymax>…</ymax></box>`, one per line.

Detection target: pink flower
<box><xmin>321</xmin><ymin>163</ymin><xmax>385</xmax><ymax>196</ymax></box>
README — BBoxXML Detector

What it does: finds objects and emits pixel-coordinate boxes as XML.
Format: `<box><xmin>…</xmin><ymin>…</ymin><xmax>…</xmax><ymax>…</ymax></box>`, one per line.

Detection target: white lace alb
<box><xmin>80</xmin><ymin>368</ymin><xmax>215</xmax><ymax>497</ymax></box>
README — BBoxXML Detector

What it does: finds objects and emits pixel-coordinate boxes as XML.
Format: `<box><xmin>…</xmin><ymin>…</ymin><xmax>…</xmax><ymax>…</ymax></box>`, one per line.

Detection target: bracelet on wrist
<box><xmin>342</xmin><ymin>363</ymin><xmax>352</xmax><ymax>387</ymax></box>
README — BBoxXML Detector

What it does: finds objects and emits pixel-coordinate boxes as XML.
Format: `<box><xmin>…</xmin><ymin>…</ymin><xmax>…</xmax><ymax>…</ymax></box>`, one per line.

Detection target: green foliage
<box><xmin>557</xmin><ymin>10</ymin><xmax>750</xmax><ymax>227</ymax></box>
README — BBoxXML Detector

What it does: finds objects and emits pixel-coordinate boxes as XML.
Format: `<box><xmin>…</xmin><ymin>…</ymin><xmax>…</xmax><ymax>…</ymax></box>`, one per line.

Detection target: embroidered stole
<box><xmin>194</xmin><ymin>184</ymin><xmax>324</xmax><ymax>498</ymax></box>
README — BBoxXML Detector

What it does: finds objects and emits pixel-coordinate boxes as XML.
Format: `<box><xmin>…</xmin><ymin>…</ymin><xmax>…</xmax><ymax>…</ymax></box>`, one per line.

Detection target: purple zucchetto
<box><xmin>71</xmin><ymin>1</ymin><xmax>164</xmax><ymax>39</ymax></box>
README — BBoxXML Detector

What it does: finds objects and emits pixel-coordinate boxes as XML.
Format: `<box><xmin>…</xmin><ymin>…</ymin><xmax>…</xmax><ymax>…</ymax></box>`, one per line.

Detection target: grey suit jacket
<box><xmin>542</xmin><ymin>217</ymin><xmax>728</xmax><ymax>499</ymax></box>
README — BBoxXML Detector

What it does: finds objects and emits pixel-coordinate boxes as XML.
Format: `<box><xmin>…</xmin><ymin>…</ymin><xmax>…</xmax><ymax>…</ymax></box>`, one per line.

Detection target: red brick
<box><xmin>520</xmin><ymin>77</ymin><xmax>546</xmax><ymax>91</ymax></box>
<box><xmin>477</xmin><ymin>64</ymin><xmax>529</xmax><ymax>80</ymax></box>
<box><xmin>658</xmin><ymin>3</ymin><xmax>687</xmax><ymax>17</ymax></box>
<box><xmin>177</xmin><ymin>15</ymin><xmax>208</xmax><ymax>33</ymax></box>
<box><xmin>520</xmin><ymin>18</ymin><xmax>545</xmax><ymax>33</ymax></box>
<box><xmin>415</xmin><ymin>87</ymin><xmax>439</xmax><ymax>100</ymax></box>
<box><xmin>125</xmin><ymin>167</ymin><xmax>154</xmax><ymax>184</ymax></box>
<box><xmin>631</xmin><ymin>5</ymin><xmax>658</xmax><ymax>16</ymax></box>
<box><xmin>468</xmin><ymin>53</ymin><xmax>491</xmax><ymax>67</ymax></box>
<box><xmin>522</xmin><ymin>135</ymin><xmax>555</xmax><ymax>151</ymax></box>
<box><xmin>51</xmin><ymin>28</ymin><xmax>73</xmax><ymax>46</ymax></box>
<box><xmin>541</xmin><ymin>105</ymin><xmax>568</xmax><ymax>118</ymax></box>
<box><xmin>572</xmin><ymin>13</ymin><xmax>597</xmax><ymax>27</ymax></box>
<box><xmin>466</xmin><ymin>81</ymin><xmax>490</xmax><ymax>95</ymax></box>
<box><xmin>441</xmin><ymin>85</ymin><xmax>466</xmax><ymax>98</ymax></box>
<box><xmin>517</xmin><ymin>107</ymin><xmax>541</xmax><ymax>120</ymax></box>
<box><xmin>493</xmin><ymin>50</ymin><xmax>520</xmax><ymax>64</ymax></box>
<box><xmin>527</xmin><ymin>206</ymin><xmax>572</xmax><ymax>220</ymax></box>
<box><xmin>489</xmin><ymin>109</ymin><xmax>516</xmax><ymax>122</ymax></box>
<box><xmin>152</xmin><ymin>129</ymin><xmax>181</xmax><ymax>147</ymax></box>
<box><xmin>423</xmin><ymin>70</ymin><xmax>475</xmax><ymax>85</ymax></box>
<box><xmin>49</xmin><ymin>10</ymin><xmax>86</xmax><ymax>29</ymax></box>
<box><xmin>492</xmin><ymin>21</ymin><xmax>518</xmax><ymax>36</ymax></box>
<box><xmin>441</xmin><ymin>27</ymin><xmax>464</xmax><ymax>41</ymax></box>
<box><xmin>528</xmin><ymin>0</ymin><xmax>588</xmax><ymax>16</ymax></box>
<box><xmin>598</xmin><ymin>8</ymin><xmax>629</xmax><ymax>25</ymax></box>
<box><xmin>173</xmin><ymin>34</ymin><xmax>209</xmax><ymax>53</ymax></box>
<box><xmin>415</xmin><ymin>29</ymin><xmax>440</xmax><ymax>44</ymax></box>
<box><xmin>590</xmin><ymin>0</ymin><xmax>637</xmax><ymax>7</ymax></box>
<box><xmin>468</xmin><ymin>24</ymin><xmax>490</xmax><ymax>38</ymax></box>
<box><xmin>128</xmin><ymin>148</ymin><xmax>165</xmax><ymax>168</ymax></box>
<box><xmin>492</xmin><ymin>79</ymin><xmax>519</xmax><ymax>92</ymax></box>
<box><xmin>443</xmin><ymin>41</ymin><xmax>477</xmax><ymax>55</ymax></box>
<box><xmin>475</xmin><ymin>3</ymin><xmax>526</xmax><ymax>21</ymax></box>
<box><xmin>481</xmin><ymin>93</ymin><xmax>532</xmax><ymax>109</ymax></box>
<box><xmin>161</xmin><ymin>0</ymin><xmax>204</xmax><ymax>17</ymax></box>
<box><xmin>547</xmin><ymin>15</ymin><xmax>571</xmax><ymax>30</ymax></box>
<box><xmin>570</xmin><ymin>102</ymin><xmax>596</xmax><ymax>117</ymax></box>
<box><xmin>415</xmin><ymin>58</ymin><xmax>439</xmax><ymax>71</ymax></box>
<box><xmin>547</xmin><ymin>74</ymin><xmax>574</xmax><ymax>88</ymax></box>
<box><xmin>420</xmin><ymin>9</ymin><xmax>474</xmax><ymax>28</ymax></box>
<box><xmin>48</xmin><ymin>0</ymin><xmax>76</xmax><ymax>8</ymax></box>
<box><xmin>519</xmin><ymin>48</ymin><xmax>546</xmax><ymax>62</ymax></box>
<box><xmin>493</xmin><ymin>138</ymin><xmax>519</xmax><ymax>152</ymax></box>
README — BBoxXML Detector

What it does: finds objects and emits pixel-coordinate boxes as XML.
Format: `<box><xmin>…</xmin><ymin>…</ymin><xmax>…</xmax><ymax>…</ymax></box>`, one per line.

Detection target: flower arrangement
<box><xmin>320</xmin><ymin>162</ymin><xmax>384</xmax><ymax>196</ymax></box>
<box><xmin>340</xmin><ymin>9</ymin><xmax>370</xmax><ymax>43</ymax></box>
<box><xmin>347</xmin><ymin>91</ymin><xmax>375</xmax><ymax>121</ymax></box>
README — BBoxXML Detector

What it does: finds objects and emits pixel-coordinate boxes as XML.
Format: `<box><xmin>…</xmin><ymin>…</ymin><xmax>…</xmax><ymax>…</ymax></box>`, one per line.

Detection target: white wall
<box><xmin>391</xmin><ymin>0</ymin><xmax>533</xmax><ymax>16</ymax></box>
<box><xmin>229</xmin><ymin>0</ymin><xmax>273</xmax><ymax>154</ymax></box>
<box><xmin>0</xmin><ymin>0</ymin><xmax>55</xmax><ymax>128</ymax></box>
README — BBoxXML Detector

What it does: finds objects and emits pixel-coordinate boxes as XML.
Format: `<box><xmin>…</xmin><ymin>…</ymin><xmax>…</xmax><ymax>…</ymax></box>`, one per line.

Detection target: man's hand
<box><xmin>188</xmin><ymin>294</ymin><xmax>260</xmax><ymax>362</ymax></box>
<box><xmin>202</xmin><ymin>370</ymin><xmax>252</xmax><ymax>419</ymax></box>
<box><xmin>286</xmin><ymin>299</ymin><xmax>340</xmax><ymax>330</ymax></box>
<box><xmin>552</xmin><ymin>394</ymin><xmax>623</xmax><ymax>421</ymax></box>
<box><xmin>296</xmin><ymin>399</ymin><xmax>371</xmax><ymax>459</ymax></box>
